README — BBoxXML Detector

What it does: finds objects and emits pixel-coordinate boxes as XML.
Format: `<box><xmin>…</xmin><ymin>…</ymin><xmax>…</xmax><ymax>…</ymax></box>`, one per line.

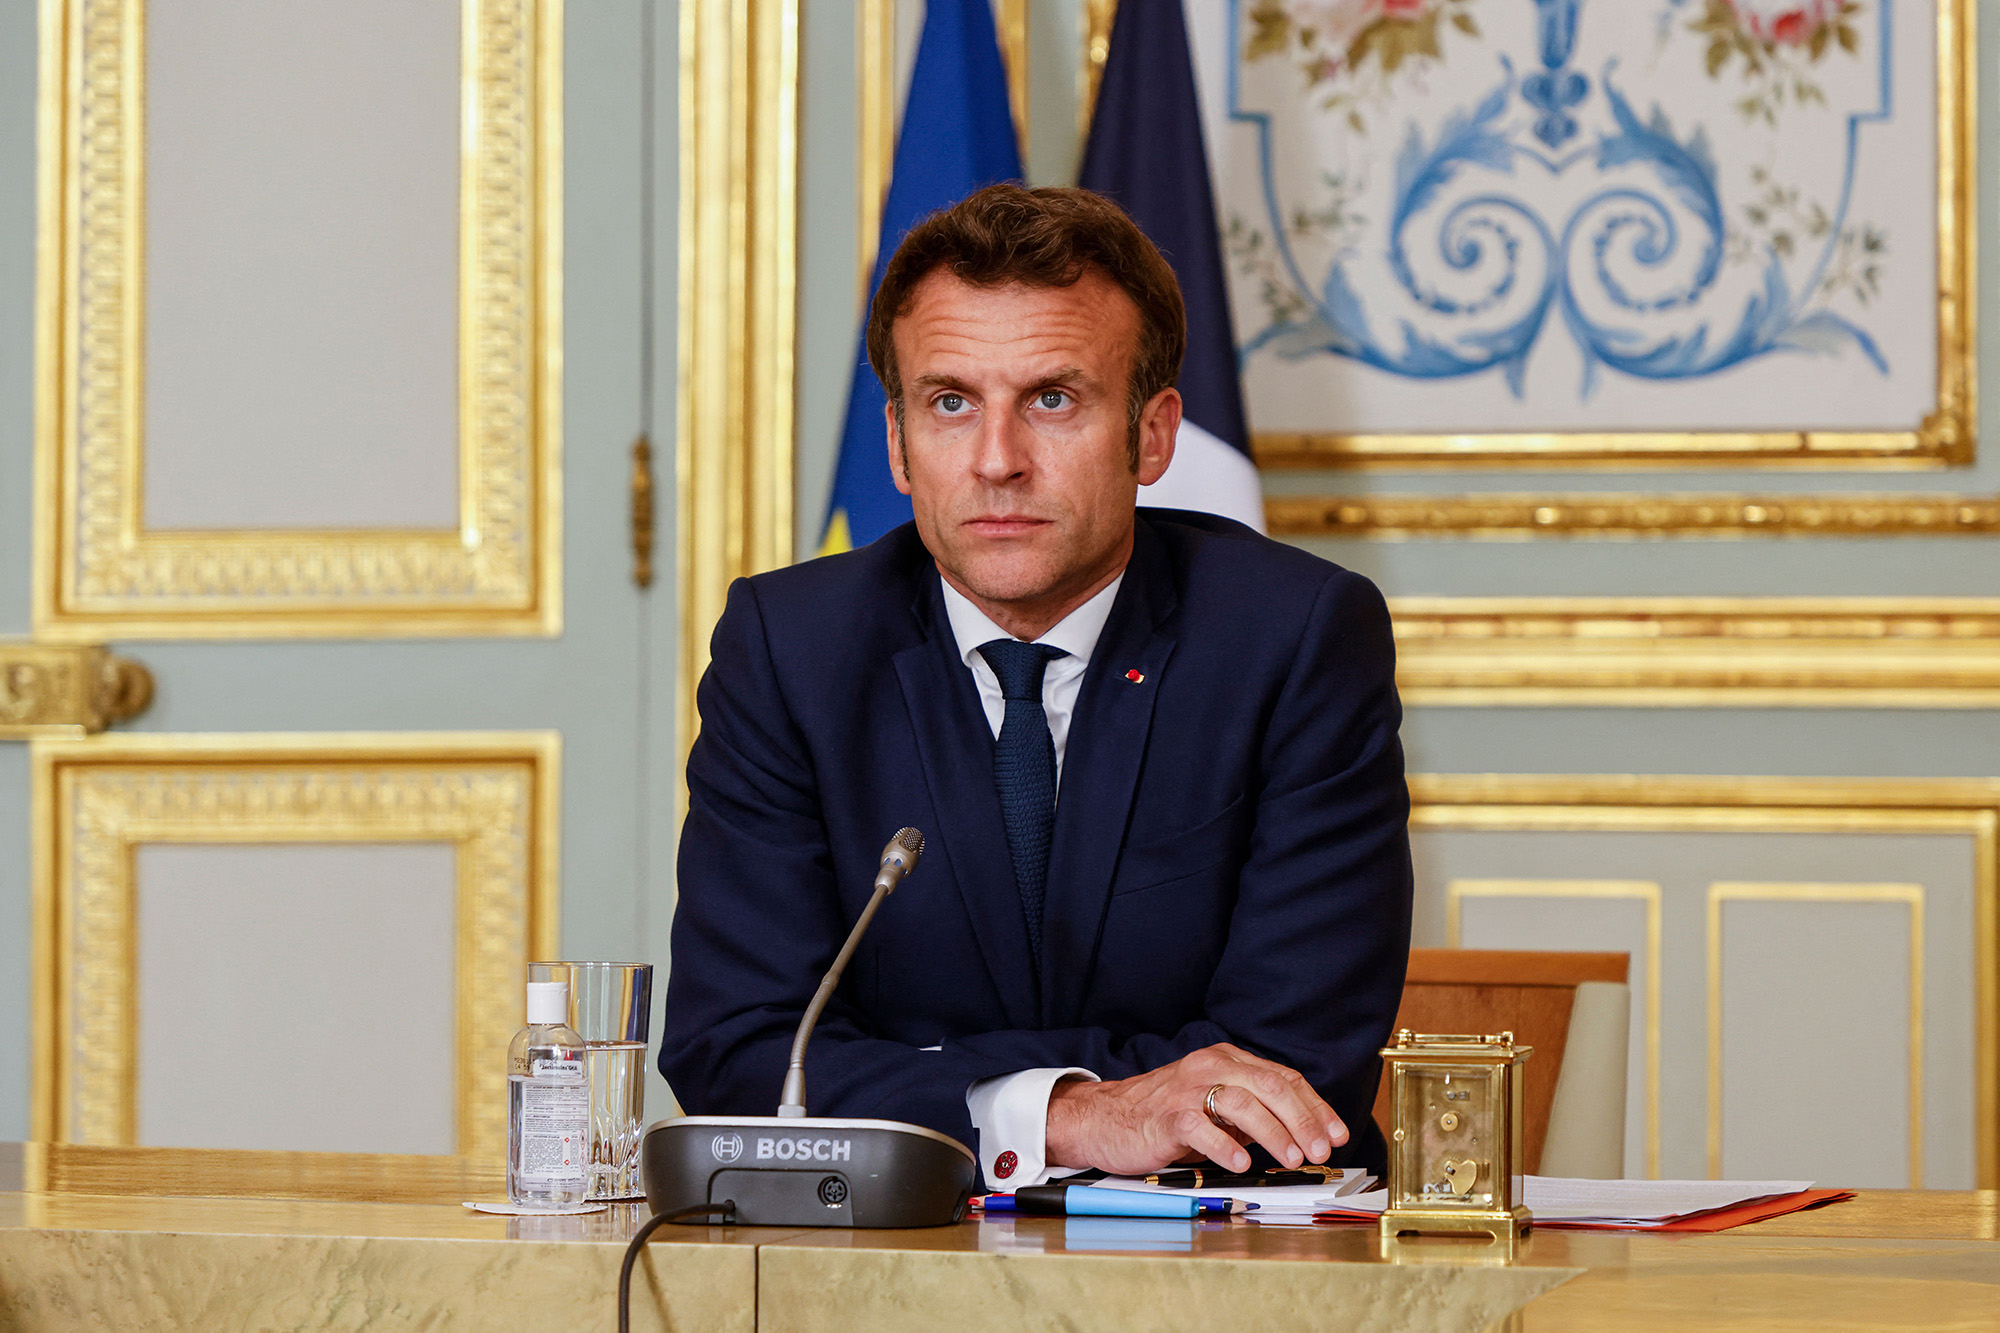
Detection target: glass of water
<box><xmin>528</xmin><ymin>961</ymin><xmax>652</xmax><ymax>1199</ymax></box>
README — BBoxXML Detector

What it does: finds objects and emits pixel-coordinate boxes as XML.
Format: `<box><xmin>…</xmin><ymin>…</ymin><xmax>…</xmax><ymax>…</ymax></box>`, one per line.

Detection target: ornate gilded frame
<box><xmin>1197</xmin><ymin>0</ymin><xmax>1975</xmax><ymax>473</ymax></box>
<box><xmin>32</xmin><ymin>0</ymin><xmax>562</xmax><ymax>638</ymax></box>
<box><xmin>29</xmin><ymin>732</ymin><xmax>561</xmax><ymax>1163</ymax></box>
<box><xmin>676</xmin><ymin>0</ymin><xmax>798</xmax><ymax>794</ymax></box>
<box><xmin>1412</xmin><ymin>773</ymin><xmax>1998</xmax><ymax>1188</ymax></box>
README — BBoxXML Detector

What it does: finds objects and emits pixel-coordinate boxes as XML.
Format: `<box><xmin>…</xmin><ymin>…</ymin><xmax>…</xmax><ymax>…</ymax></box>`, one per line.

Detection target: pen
<box><xmin>1145</xmin><ymin>1166</ymin><xmax>1340</xmax><ymax>1189</ymax></box>
<box><xmin>978</xmin><ymin>1188</ymin><xmax>1254</xmax><ymax>1218</ymax></box>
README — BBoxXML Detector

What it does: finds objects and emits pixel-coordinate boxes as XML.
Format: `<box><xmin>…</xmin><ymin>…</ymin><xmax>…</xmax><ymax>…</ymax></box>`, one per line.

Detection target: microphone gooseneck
<box><xmin>777</xmin><ymin>828</ymin><xmax>925</xmax><ymax>1117</ymax></box>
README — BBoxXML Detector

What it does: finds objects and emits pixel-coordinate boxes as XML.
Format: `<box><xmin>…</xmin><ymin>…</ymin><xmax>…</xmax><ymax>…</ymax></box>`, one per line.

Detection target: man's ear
<box><xmin>1135</xmin><ymin>387</ymin><xmax>1181</xmax><ymax>487</ymax></box>
<box><xmin>885</xmin><ymin>401</ymin><xmax>913</xmax><ymax>496</ymax></box>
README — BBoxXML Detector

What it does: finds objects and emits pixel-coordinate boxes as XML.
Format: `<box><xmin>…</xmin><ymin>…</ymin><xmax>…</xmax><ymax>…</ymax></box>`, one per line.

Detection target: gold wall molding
<box><xmin>1408</xmin><ymin>772</ymin><xmax>1998</xmax><ymax>1187</ymax></box>
<box><xmin>30</xmin><ymin>733</ymin><xmax>559</xmax><ymax>1162</ymax></box>
<box><xmin>1081</xmin><ymin>0</ymin><xmax>1116</xmax><ymax>136</ymax></box>
<box><xmin>1390</xmin><ymin>601</ymin><xmax>2000</xmax><ymax>707</ymax></box>
<box><xmin>0</xmin><ymin>642</ymin><xmax>151</xmax><ymax>737</ymax></box>
<box><xmin>996</xmin><ymin>0</ymin><xmax>1028</xmax><ymax>158</ymax></box>
<box><xmin>857</xmin><ymin>0</ymin><xmax>895</xmax><ymax>285</ymax></box>
<box><xmin>1269</xmin><ymin>493</ymin><xmax>2000</xmax><ymax>538</ymax></box>
<box><xmin>1281</xmin><ymin>492</ymin><xmax>2000</xmax><ymax>704</ymax></box>
<box><xmin>1446</xmin><ymin>878</ymin><xmax>1661</xmax><ymax>1179</ymax></box>
<box><xmin>678</xmin><ymin>0</ymin><xmax>798</xmax><ymax>794</ymax></box>
<box><xmin>33</xmin><ymin>0</ymin><xmax>562</xmax><ymax>638</ymax></box>
<box><xmin>1706</xmin><ymin>881</ymin><xmax>1924</xmax><ymax>1187</ymax></box>
<box><xmin>1389</xmin><ymin>598</ymin><xmax>2000</xmax><ymax>706</ymax></box>
<box><xmin>1248</xmin><ymin>0</ymin><xmax>1974</xmax><ymax>471</ymax></box>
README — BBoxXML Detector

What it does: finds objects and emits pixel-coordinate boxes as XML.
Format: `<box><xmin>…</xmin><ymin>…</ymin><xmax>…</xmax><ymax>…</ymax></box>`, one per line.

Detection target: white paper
<box><xmin>1091</xmin><ymin>1169</ymin><xmax>1375</xmax><ymax>1215</ymax></box>
<box><xmin>1318</xmin><ymin>1177</ymin><xmax>1816</xmax><ymax>1223</ymax></box>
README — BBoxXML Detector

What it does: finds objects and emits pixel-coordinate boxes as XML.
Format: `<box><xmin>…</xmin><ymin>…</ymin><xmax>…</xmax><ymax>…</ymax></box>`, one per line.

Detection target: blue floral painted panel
<box><xmin>1212</xmin><ymin>0</ymin><xmax>1930</xmax><ymax>433</ymax></box>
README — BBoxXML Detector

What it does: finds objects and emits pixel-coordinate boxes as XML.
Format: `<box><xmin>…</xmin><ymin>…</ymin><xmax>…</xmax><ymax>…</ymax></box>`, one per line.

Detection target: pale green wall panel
<box><xmin>0</xmin><ymin>0</ymin><xmax>39</xmax><ymax>1143</ymax></box>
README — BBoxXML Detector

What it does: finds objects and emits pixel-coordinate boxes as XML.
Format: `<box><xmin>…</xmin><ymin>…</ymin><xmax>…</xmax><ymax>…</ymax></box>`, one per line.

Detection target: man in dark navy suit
<box><xmin>661</xmin><ymin>185</ymin><xmax>1411</xmax><ymax>1186</ymax></box>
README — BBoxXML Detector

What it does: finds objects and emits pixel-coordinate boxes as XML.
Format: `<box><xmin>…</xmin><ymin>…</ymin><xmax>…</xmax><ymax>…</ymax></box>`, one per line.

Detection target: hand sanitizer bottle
<box><xmin>508</xmin><ymin>980</ymin><xmax>589</xmax><ymax>1207</ymax></box>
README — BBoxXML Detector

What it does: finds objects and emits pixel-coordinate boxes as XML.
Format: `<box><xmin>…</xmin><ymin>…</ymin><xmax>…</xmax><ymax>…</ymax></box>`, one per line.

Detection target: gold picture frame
<box><xmin>1197</xmin><ymin>0</ymin><xmax>1975</xmax><ymax>473</ymax></box>
<box><xmin>32</xmin><ymin>0</ymin><xmax>562</xmax><ymax>639</ymax></box>
<box><xmin>29</xmin><ymin>732</ymin><xmax>561</xmax><ymax>1163</ymax></box>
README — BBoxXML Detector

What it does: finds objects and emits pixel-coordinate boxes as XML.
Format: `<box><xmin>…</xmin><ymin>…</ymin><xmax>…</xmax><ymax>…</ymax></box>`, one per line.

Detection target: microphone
<box><xmin>639</xmin><ymin>825</ymin><xmax>977</xmax><ymax>1228</ymax></box>
<box><xmin>777</xmin><ymin>827</ymin><xmax>923</xmax><ymax>1117</ymax></box>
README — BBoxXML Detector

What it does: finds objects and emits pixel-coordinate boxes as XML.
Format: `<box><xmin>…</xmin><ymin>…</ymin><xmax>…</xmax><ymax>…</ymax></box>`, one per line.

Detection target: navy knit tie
<box><xmin>977</xmin><ymin>638</ymin><xmax>1068</xmax><ymax>973</ymax></box>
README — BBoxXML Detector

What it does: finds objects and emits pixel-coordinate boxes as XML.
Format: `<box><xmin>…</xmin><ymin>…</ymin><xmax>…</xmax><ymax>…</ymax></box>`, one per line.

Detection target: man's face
<box><xmin>886</xmin><ymin>270</ymin><xmax>1177</xmax><ymax>628</ymax></box>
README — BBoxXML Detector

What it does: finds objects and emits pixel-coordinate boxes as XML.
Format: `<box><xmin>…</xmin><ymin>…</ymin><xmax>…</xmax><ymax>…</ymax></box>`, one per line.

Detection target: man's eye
<box><xmin>936</xmin><ymin>393</ymin><xmax>967</xmax><ymax>413</ymax></box>
<box><xmin>1037</xmin><ymin>390</ymin><xmax>1071</xmax><ymax>410</ymax></box>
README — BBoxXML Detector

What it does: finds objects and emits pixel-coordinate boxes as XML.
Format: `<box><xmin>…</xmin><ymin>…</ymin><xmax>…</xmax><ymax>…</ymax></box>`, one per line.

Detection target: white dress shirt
<box><xmin>938</xmin><ymin>572</ymin><xmax>1122</xmax><ymax>787</ymax></box>
<box><xmin>938</xmin><ymin>572</ymin><xmax>1122</xmax><ymax>1188</ymax></box>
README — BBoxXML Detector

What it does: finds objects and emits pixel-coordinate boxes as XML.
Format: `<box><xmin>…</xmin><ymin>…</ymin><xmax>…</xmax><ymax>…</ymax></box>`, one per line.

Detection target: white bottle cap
<box><xmin>526</xmin><ymin>981</ymin><xmax>569</xmax><ymax>1025</ymax></box>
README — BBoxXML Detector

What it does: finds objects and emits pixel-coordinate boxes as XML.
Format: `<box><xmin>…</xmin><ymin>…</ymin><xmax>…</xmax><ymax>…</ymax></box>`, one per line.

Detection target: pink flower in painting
<box><xmin>1727</xmin><ymin>0</ymin><xmax>1838</xmax><ymax>46</ymax></box>
<box><xmin>1381</xmin><ymin>0</ymin><xmax>1429</xmax><ymax>16</ymax></box>
<box><xmin>1288</xmin><ymin>0</ymin><xmax>1386</xmax><ymax>54</ymax></box>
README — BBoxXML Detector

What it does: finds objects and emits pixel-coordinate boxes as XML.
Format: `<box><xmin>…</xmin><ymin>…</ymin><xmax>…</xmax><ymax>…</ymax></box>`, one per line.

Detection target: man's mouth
<box><xmin>963</xmin><ymin>515</ymin><xmax>1050</xmax><ymax>536</ymax></box>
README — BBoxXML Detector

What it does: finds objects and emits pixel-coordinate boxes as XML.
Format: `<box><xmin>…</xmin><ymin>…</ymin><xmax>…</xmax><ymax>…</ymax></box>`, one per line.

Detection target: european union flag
<box><xmin>818</xmin><ymin>0</ymin><xmax>1022</xmax><ymax>555</ymax></box>
<box><xmin>1079</xmin><ymin>0</ymin><xmax>1264</xmax><ymax>531</ymax></box>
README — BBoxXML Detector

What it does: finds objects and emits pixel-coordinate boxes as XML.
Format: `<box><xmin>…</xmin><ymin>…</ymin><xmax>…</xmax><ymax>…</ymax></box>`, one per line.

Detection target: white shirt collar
<box><xmin>938</xmin><ymin>568</ymin><xmax>1125</xmax><ymax>670</ymax></box>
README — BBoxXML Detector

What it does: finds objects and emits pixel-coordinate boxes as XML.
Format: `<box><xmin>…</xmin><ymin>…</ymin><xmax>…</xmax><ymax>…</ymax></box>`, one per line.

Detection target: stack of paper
<box><xmin>1284</xmin><ymin>1176</ymin><xmax>1835</xmax><ymax>1230</ymax></box>
<box><xmin>1093</xmin><ymin>1168</ymin><xmax>1375</xmax><ymax>1217</ymax></box>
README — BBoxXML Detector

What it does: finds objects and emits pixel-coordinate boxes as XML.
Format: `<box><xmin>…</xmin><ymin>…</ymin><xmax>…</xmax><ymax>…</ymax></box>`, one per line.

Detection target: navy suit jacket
<box><xmin>660</xmin><ymin>509</ymin><xmax>1413</xmax><ymax>1174</ymax></box>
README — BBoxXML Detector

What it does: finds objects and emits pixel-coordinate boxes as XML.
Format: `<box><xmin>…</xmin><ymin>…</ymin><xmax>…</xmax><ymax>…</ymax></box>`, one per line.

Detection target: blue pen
<box><xmin>983</xmin><ymin>1186</ymin><xmax>1255</xmax><ymax>1218</ymax></box>
<box><xmin>1195</xmin><ymin>1196</ymin><xmax>1256</xmax><ymax>1215</ymax></box>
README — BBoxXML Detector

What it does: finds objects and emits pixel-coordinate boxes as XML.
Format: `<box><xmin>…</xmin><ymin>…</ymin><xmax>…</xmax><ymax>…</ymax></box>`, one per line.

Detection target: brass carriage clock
<box><xmin>1379</xmin><ymin>1031</ymin><xmax>1533</xmax><ymax>1241</ymax></box>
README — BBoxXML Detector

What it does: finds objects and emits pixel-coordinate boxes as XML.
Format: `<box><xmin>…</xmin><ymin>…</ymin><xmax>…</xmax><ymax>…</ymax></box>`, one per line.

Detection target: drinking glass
<box><xmin>528</xmin><ymin>961</ymin><xmax>653</xmax><ymax>1199</ymax></box>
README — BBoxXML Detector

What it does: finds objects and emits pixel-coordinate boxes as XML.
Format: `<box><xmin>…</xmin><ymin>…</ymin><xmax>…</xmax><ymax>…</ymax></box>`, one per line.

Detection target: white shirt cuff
<box><xmin>965</xmin><ymin>1066</ymin><xmax>1099</xmax><ymax>1188</ymax></box>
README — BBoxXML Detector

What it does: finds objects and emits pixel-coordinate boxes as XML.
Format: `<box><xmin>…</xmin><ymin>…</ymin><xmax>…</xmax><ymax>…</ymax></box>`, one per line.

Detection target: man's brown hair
<box><xmin>866</xmin><ymin>183</ymin><xmax>1186</xmax><ymax>468</ymax></box>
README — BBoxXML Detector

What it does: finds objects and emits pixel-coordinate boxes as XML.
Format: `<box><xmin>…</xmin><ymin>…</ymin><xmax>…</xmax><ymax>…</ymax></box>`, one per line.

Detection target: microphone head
<box><xmin>878</xmin><ymin>827</ymin><xmax>925</xmax><ymax>883</ymax></box>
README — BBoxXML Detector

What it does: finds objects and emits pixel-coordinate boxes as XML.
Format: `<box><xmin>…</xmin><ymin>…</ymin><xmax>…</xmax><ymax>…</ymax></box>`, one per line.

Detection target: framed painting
<box><xmin>1188</xmin><ymin>0</ymin><xmax>1971</xmax><ymax>469</ymax></box>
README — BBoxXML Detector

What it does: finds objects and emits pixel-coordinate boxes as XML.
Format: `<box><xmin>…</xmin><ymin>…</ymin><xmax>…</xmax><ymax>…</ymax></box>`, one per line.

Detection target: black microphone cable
<box><xmin>617</xmin><ymin>1201</ymin><xmax>736</xmax><ymax>1333</ymax></box>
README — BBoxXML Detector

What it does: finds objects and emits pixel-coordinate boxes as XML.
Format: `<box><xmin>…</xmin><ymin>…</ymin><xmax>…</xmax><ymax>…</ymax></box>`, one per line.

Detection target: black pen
<box><xmin>1145</xmin><ymin>1166</ymin><xmax>1340</xmax><ymax>1189</ymax></box>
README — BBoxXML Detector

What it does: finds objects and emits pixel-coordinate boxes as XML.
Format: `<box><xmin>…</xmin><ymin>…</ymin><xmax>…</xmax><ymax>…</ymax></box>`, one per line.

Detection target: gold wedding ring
<box><xmin>1204</xmin><ymin>1083</ymin><xmax>1230</xmax><ymax>1128</ymax></box>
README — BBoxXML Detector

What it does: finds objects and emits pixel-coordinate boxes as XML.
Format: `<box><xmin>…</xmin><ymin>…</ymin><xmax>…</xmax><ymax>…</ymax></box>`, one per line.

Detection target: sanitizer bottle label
<box><xmin>516</xmin><ymin>1057</ymin><xmax>587</xmax><ymax>1185</ymax></box>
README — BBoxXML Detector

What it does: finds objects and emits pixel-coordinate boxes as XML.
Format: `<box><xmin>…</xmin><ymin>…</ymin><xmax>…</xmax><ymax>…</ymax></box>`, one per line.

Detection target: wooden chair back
<box><xmin>1370</xmin><ymin>949</ymin><xmax>1630</xmax><ymax>1174</ymax></box>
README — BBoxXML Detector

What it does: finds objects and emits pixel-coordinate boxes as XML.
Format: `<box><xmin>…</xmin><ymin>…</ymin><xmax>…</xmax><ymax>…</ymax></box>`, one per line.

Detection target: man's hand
<box><xmin>1043</xmin><ymin>1043</ymin><xmax>1349</xmax><ymax>1176</ymax></box>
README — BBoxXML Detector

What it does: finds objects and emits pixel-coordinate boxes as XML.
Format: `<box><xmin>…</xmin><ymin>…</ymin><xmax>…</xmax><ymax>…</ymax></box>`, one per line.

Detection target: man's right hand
<box><xmin>1043</xmin><ymin>1043</ymin><xmax>1349</xmax><ymax>1177</ymax></box>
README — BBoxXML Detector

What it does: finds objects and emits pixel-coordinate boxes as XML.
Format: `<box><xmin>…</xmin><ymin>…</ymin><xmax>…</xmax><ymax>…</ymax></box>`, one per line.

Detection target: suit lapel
<box><xmin>891</xmin><ymin>571</ymin><xmax>1041</xmax><ymax>1029</ymax></box>
<box><xmin>1040</xmin><ymin>521</ymin><xmax>1179</xmax><ymax>1027</ymax></box>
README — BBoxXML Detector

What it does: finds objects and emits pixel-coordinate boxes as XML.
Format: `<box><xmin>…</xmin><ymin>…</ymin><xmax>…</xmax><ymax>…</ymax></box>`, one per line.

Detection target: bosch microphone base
<box><xmin>640</xmin><ymin>1115</ymin><xmax>977</xmax><ymax>1228</ymax></box>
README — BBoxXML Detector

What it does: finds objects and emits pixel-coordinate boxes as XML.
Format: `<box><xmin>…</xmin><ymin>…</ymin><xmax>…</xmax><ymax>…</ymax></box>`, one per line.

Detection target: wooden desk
<box><xmin>2</xmin><ymin>1146</ymin><xmax>1996</xmax><ymax>1331</ymax></box>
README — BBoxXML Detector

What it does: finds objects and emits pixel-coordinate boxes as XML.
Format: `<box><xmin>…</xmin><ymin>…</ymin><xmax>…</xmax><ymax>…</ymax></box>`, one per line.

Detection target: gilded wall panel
<box><xmin>29</xmin><ymin>733</ymin><xmax>560</xmax><ymax>1163</ymax></box>
<box><xmin>33</xmin><ymin>0</ymin><xmax>561</xmax><ymax>638</ymax></box>
<box><xmin>1707</xmin><ymin>882</ymin><xmax>1925</xmax><ymax>1186</ymax></box>
<box><xmin>1411</xmin><ymin>774</ymin><xmax>1998</xmax><ymax>1187</ymax></box>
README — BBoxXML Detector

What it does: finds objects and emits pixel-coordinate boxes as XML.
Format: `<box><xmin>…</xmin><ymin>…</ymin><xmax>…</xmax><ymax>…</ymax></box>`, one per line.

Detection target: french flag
<box><xmin>1079</xmin><ymin>0</ymin><xmax>1264</xmax><ymax>533</ymax></box>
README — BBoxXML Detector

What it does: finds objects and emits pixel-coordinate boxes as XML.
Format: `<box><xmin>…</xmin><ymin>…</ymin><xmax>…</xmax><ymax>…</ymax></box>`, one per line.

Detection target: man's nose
<box><xmin>970</xmin><ymin>407</ymin><xmax>1032</xmax><ymax>483</ymax></box>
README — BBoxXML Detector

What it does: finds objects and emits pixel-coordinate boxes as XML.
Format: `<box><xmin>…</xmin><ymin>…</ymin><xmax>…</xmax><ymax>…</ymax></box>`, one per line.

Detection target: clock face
<box><xmin>1392</xmin><ymin>1064</ymin><xmax>1499</xmax><ymax>1208</ymax></box>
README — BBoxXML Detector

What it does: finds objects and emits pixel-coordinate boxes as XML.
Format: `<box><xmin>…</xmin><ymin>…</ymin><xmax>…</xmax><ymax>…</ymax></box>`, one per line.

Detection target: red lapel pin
<box><xmin>1125</xmin><ymin>669</ymin><xmax>1145</xmax><ymax>684</ymax></box>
